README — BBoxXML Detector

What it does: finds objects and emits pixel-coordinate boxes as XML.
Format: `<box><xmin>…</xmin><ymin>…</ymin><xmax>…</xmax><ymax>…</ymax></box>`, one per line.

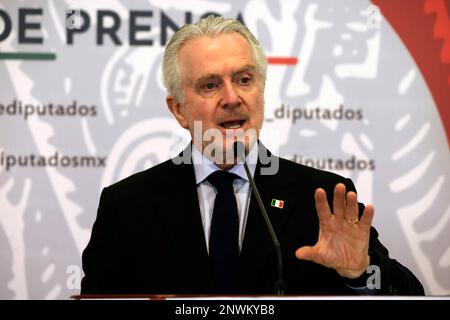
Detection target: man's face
<box><xmin>166</xmin><ymin>33</ymin><xmax>265</xmax><ymax>167</ymax></box>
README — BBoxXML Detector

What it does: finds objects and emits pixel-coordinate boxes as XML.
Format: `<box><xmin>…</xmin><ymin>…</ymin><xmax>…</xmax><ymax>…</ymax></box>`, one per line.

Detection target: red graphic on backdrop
<box><xmin>425</xmin><ymin>0</ymin><xmax>450</xmax><ymax>68</ymax></box>
<box><xmin>267</xmin><ymin>57</ymin><xmax>298</xmax><ymax>65</ymax></box>
<box><xmin>374</xmin><ymin>0</ymin><xmax>450</xmax><ymax>147</ymax></box>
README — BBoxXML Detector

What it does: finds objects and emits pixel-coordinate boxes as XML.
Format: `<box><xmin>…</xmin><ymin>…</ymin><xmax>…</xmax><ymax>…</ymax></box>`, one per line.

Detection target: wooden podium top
<box><xmin>71</xmin><ymin>294</ymin><xmax>449</xmax><ymax>300</ymax></box>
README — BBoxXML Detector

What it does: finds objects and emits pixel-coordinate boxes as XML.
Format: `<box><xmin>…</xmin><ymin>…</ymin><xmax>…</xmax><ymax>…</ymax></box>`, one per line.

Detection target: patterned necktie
<box><xmin>207</xmin><ymin>170</ymin><xmax>240</xmax><ymax>294</ymax></box>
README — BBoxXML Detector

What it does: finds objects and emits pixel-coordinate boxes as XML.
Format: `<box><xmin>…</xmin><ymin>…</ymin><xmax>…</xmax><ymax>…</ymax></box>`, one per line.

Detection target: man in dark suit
<box><xmin>81</xmin><ymin>16</ymin><xmax>424</xmax><ymax>295</ymax></box>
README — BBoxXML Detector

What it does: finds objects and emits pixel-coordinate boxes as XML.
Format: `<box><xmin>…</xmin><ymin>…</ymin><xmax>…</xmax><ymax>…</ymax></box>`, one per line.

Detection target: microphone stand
<box><xmin>236</xmin><ymin>142</ymin><xmax>286</xmax><ymax>295</ymax></box>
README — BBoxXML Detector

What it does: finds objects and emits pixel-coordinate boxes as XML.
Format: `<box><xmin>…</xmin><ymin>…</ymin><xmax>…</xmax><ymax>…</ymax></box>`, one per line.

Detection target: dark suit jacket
<box><xmin>81</xmin><ymin>144</ymin><xmax>424</xmax><ymax>295</ymax></box>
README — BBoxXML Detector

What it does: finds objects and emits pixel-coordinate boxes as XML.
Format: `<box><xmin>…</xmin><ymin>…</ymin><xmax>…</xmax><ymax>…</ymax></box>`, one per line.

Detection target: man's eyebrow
<box><xmin>195</xmin><ymin>73</ymin><xmax>220</xmax><ymax>86</ymax></box>
<box><xmin>194</xmin><ymin>65</ymin><xmax>257</xmax><ymax>86</ymax></box>
<box><xmin>233</xmin><ymin>65</ymin><xmax>256</xmax><ymax>76</ymax></box>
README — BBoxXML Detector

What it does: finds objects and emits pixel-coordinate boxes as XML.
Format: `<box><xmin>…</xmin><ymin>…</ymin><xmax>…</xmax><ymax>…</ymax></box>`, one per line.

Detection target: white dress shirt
<box><xmin>192</xmin><ymin>143</ymin><xmax>258</xmax><ymax>253</ymax></box>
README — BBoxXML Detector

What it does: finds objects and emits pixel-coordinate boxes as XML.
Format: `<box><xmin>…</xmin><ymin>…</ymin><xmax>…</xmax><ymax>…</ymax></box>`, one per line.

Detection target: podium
<box><xmin>72</xmin><ymin>294</ymin><xmax>449</xmax><ymax>300</ymax></box>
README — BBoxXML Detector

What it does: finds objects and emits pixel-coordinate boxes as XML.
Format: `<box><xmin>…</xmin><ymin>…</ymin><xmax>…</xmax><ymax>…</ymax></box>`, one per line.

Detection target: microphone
<box><xmin>233</xmin><ymin>141</ymin><xmax>286</xmax><ymax>295</ymax></box>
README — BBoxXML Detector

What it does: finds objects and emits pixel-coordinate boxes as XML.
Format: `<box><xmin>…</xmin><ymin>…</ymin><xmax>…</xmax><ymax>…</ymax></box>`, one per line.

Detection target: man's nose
<box><xmin>220</xmin><ymin>81</ymin><xmax>241</xmax><ymax>108</ymax></box>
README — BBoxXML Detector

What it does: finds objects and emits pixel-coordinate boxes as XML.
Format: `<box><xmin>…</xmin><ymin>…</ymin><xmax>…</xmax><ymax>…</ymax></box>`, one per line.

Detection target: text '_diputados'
<box><xmin>0</xmin><ymin>100</ymin><xmax>97</xmax><ymax>120</ymax></box>
<box><xmin>273</xmin><ymin>103</ymin><xmax>363</xmax><ymax>124</ymax></box>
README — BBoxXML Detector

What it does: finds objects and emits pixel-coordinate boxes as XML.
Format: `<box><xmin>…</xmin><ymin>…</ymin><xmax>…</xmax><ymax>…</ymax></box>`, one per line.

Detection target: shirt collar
<box><xmin>193</xmin><ymin>142</ymin><xmax>258</xmax><ymax>185</ymax></box>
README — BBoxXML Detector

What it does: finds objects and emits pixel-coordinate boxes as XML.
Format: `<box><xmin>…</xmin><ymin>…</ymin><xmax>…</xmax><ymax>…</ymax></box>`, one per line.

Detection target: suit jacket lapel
<box><xmin>156</xmin><ymin>146</ymin><xmax>213</xmax><ymax>293</ymax></box>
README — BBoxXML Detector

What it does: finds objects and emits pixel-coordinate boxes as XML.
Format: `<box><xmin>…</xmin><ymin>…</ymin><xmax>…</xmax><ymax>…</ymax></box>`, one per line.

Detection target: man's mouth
<box><xmin>219</xmin><ymin>119</ymin><xmax>246</xmax><ymax>129</ymax></box>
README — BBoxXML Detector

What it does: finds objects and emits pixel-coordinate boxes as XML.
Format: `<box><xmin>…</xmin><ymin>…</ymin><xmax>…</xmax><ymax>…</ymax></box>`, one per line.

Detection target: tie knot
<box><xmin>207</xmin><ymin>170</ymin><xmax>239</xmax><ymax>193</ymax></box>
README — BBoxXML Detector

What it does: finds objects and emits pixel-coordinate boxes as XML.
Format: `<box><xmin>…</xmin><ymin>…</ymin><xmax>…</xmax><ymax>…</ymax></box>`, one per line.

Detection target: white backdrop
<box><xmin>0</xmin><ymin>0</ymin><xmax>449</xmax><ymax>299</ymax></box>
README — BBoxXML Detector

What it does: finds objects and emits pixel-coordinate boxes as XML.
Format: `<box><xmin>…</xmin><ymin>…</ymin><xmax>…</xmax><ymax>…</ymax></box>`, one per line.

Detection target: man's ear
<box><xmin>166</xmin><ymin>95</ymin><xmax>189</xmax><ymax>129</ymax></box>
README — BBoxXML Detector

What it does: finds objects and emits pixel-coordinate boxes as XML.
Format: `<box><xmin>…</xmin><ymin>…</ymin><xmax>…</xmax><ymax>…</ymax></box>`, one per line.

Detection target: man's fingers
<box><xmin>360</xmin><ymin>204</ymin><xmax>375</xmax><ymax>228</ymax></box>
<box><xmin>315</xmin><ymin>188</ymin><xmax>331</xmax><ymax>223</ymax></box>
<box><xmin>333</xmin><ymin>183</ymin><xmax>346</xmax><ymax>218</ymax></box>
<box><xmin>345</xmin><ymin>191</ymin><xmax>359</xmax><ymax>223</ymax></box>
<box><xmin>295</xmin><ymin>246</ymin><xmax>316</xmax><ymax>262</ymax></box>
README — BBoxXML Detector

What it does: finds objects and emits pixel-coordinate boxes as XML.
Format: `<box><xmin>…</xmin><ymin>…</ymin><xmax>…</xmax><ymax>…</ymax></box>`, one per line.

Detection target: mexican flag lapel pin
<box><xmin>271</xmin><ymin>199</ymin><xmax>284</xmax><ymax>209</ymax></box>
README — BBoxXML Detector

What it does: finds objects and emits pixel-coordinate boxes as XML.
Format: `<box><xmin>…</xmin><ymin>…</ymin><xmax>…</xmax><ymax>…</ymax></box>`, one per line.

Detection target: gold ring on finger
<box><xmin>346</xmin><ymin>217</ymin><xmax>359</xmax><ymax>224</ymax></box>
